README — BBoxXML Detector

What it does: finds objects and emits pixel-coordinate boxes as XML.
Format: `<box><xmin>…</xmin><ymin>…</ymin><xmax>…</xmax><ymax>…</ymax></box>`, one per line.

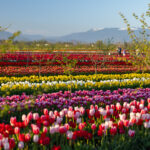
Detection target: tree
<box><xmin>96</xmin><ymin>40</ymin><xmax>104</xmax><ymax>50</ymax></box>
<box><xmin>119</xmin><ymin>3</ymin><xmax>150</xmax><ymax>72</ymax></box>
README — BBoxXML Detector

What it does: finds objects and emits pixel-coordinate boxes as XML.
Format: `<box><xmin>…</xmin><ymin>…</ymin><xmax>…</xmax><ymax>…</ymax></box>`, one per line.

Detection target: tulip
<box><xmin>31</xmin><ymin>124</ymin><xmax>40</xmax><ymax>134</ymax></box>
<box><xmin>50</xmin><ymin>127</ymin><xmax>55</xmax><ymax>134</ymax></box>
<box><xmin>79</xmin><ymin>123</ymin><xmax>85</xmax><ymax>130</ymax></box>
<box><xmin>33</xmin><ymin>135</ymin><xmax>39</xmax><ymax>143</ymax></box>
<box><xmin>25</xmin><ymin>133</ymin><xmax>31</xmax><ymax>142</ymax></box>
<box><xmin>59</xmin><ymin>111</ymin><xmax>64</xmax><ymax>117</ymax></box>
<box><xmin>59</xmin><ymin>126</ymin><xmax>67</xmax><ymax>134</ymax></box>
<box><xmin>43</xmin><ymin>108</ymin><xmax>48</xmax><ymax>115</ymax></box>
<box><xmin>147</xmin><ymin>98</ymin><xmax>150</xmax><ymax>103</ymax></box>
<box><xmin>91</xmin><ymin>123</ymin><xmax>96</xmax><ymax>130</ymax></box>
<box><xmin>9</xmin><ymin>138</ymin><xmax>16</xmax><ymax>149</ymax></box>
<box><xmin>66</xmin><ymin>131</ymin><xmax>73</xmax><ymax>139</ymax></box>
<box><xmin>64</xmin><ymin>123</ymin><xmax>70</xmax><ymax>130</ymax></box>
<box><xmin>67</xmin><ymin>110</ymin><xmax>74</xmax><ymax>118</ymax></box>
<box><xmin>43</xmin><ymin>127</ymin><xmax>48</xmax><ymax>133</ymax></box>
<box><xmin>123</xmin><ymin>120</ymin><xmax>129</xmax><ymax>127</ymax></box>
<box><xmin>76</xmin><ymin>118</ymin><xmax>82</xmax><ymax>124</ymax></box>
<box><xmin>119</xmin><ymin>114</ymin><xmax>126</xmax><ymax>120</ymax></box>
<box><xmin>3</xmin><ymin>142</ymin><xmax>9</xmax><ymax>150</ymax></box>
<box><xmin>10</xmin><ymin>117</ymin><xmax>16</xmax><ymax>126</ymax></box>
<box><xmin>14</xmin><ymin>127</ymin><xmax>20</xmax><ymax>134</ymax></box>
<box><xmin>18</xmin><ymin>141</ymin><xmax>24</xmax><ymax>149</ymax></box>
<box><xmin>22</xmin><ymin>114</ymin><xmax>27</xmax><ymax>121</ymax></box>
<box><xmin>128</xmin><ymin>129</ymin><xmax>135</xmax><ymax>137</ymax></box>
<box><xmin>54</xmin><ymin>124</ymin><xmax>60</xmax><ymax>133</ymax></box>
<box><xmin>33</xmin><ymin>113</ymin><xmax>39</xmax><ymax>120</ymax></box>
<box><xmin>89</xmin><ymin>109</ymin><xmax>95</xmax><ymax>116</ymax></box>
<box><xmin>110</xmin><ymin>126</ymin><xmax>117</xmax><ymax>136</ymax></box>
<box><xmin>27</xmin><ymin>112</ymin><xmax>33</xmax><ymax>121</ymax></box>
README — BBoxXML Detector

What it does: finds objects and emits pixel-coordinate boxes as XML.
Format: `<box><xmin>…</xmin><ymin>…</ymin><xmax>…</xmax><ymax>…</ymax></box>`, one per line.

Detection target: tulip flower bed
<box><xmin>0</xmin><ymin>88</ymin><xmax>150</xmax><ymax>116</ymax></box>
<box><xmin>0</xmin><ymin>73</ymin><xmax>150</xmax><ymax>84</ymax></box>
<box><xmin>0</xmin><ymin>65</ymin><xmax>136</xmax><ymax>76</ymax></box>
<box><xmin>0</xmin><ymin>52</ymin><xmax>150</xmax><ymax>149</ymax></box>
<box><xmin>0</xmin><ymin>97</ymin><xmax>149</xmax><ymax>150</ymax></box>
<box><xmin>1</xmin><ymin>76</ymin><xmax>150</xmax><ymax>96</ymax></box>
<box><xmin>0</xmin><ymin>53</ymin><xmax>132</xmax><ymax>66</ymax></box>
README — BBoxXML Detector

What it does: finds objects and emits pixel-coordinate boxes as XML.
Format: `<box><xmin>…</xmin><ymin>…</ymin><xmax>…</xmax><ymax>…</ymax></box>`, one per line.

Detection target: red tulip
<box><xmin>110</xmin><ymin>126</ymin><xmax>117</xmax><ymax>136</ymax></box>
<box><xmin>91</xmin><ymin>124</ymin><xmax>96</xmax><ymax>130</ymax></box>
<box><xmin>25</xmin><ymin>133</ymin><xmax>31</xmax><ymax>142</ymax></box>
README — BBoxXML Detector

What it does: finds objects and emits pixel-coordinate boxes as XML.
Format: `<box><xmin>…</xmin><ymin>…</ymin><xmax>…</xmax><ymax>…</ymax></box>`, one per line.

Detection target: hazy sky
<box><xmin>0</xmin><ymin>0</ymin><xmax>150</xmax><ymax>36</ymax></box>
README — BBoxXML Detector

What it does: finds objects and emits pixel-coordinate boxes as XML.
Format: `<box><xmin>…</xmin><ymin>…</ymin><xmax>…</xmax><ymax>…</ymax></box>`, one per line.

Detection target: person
<box><xmin>117</xmin><ymin>47</ymin><xmax>122</xmax><ymax>55</ymax></box>
<box><xmin>123</xmin><ymin>49</ymin><xmax>126</xmax><ymax>56</ymax></box>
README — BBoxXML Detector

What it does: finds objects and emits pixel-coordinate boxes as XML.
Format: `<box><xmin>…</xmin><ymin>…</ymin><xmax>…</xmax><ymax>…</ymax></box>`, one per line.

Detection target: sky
<box><xmin>0</xmin><ymin>0</ymin><xmax>150</xmax><ymax>36</ymax></box>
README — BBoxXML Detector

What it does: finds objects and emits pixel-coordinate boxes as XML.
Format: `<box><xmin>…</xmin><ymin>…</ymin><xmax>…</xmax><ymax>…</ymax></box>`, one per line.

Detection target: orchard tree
<box><xmin>119</xmin><ymin>3</ymin><xmax>150</xmax><ymax>72</ymax></box>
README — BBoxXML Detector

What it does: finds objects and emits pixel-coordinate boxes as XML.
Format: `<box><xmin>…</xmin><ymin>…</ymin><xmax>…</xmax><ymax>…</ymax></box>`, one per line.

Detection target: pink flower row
<box><xmin>0</xmin><ymin>98</ymin><xmax>149</xmax><ymax>149</ymax></box>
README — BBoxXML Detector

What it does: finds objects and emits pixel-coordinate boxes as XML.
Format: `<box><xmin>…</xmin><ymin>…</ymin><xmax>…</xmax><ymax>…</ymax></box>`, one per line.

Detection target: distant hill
<box><xmin>0</xmin><ymin>28</ymin><xmax>150</xmax><ymax>43</ymax></box>
<box><xmin>0</xmin><ymin>31</ymin><xmax>46</xmax><ymax>41</ymax></box>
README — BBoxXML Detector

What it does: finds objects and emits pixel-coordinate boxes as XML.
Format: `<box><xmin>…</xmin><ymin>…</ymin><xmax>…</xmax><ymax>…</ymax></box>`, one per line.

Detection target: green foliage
<box><xmin>119</xmin><ymin>3</ymin><xmax>150</xmax><ymax>72</ymax></box>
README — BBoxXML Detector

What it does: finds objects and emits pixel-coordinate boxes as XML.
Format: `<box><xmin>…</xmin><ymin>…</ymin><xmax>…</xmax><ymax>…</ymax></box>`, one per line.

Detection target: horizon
<box><xmin>3</xmin><ymin>27</ymin><xmax>144</xmax><ymax>37</ymax></box>
<box><xmin>0</xmin><ymin>0</ymin><xmax>150</xmax><ymax>36</ymax></box>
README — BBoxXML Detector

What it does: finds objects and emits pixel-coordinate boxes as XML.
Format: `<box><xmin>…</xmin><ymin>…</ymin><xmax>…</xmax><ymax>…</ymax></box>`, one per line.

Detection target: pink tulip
<box><xmin>64</xmin><ymin>123</ymin><xmax>70</xmax><ymax>130</ymax></box>
<box><xmin>79</xmin><ymin>123</ymin><xmax>85</xmax><ymax>130</ymax></box>
<box><xmin>123</xmin><ymin>120</ymin><xmax>129</xmax><ymax>127</ymax></box>
<box><xmin>128</xmin><ymin>129</ymin><xmax>135</xmax><ymax>137</ymax></box>
<box><xmin>14</xmin><ymin>127</ymin><xmax>20</xmax><ymax>134</ymax></box>
<box><xmin>27</xmin><ymin>112</ymin><xmax>33</xmax><ymax>121</ymax></box>
<box><xmin>66</xmin><ymin>131</ymin><xmax>73</xmax><ymax>139</ymax></box>
<box><xmin>33</xmin><ymin>113</ymin><xmax>39</xmax><ymax>120</ymax></box>
<box><xmin>31</xmin><ymin>124</ymin><xmax>40</xmax><ymax>134</ymax></box>
<box><xmin>89</xmin><ymin>109</ymin><xmax>95</xmax><ymax>116</ymax></box>
<box><xmin>43</xmin><ymin>127</ymin><xmax>48</xmax><ymax>133</ymax></box>
<box><xmin>43</xmin><ymin>108</ymin><xmax>48</xmax><ymax>115</ymax></box>
<box><xmin>91</xmin><ymin>124</ymin><xmax>96</xmax><ymax>130</ymax></box>
<box><xmin>49</xmin><ymin>127</ymin><xmax>55</xmax><ymax>134</ymax></box>
<box><xmin>10</xmin><ymin>117</ymin><xmax>16</xmax><ymax>126</ymax></box>
<box><xmin>59</xmin><ymin>126</ymin><xmax>67</xmax><ymax>134</ymax></box>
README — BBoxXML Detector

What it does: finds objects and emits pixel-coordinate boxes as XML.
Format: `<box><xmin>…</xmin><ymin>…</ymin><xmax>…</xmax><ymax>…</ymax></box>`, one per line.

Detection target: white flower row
<box><xmin>0</xmin><ymin>77</ymin><xmax>149</xmax><ymax>88</ymax></box>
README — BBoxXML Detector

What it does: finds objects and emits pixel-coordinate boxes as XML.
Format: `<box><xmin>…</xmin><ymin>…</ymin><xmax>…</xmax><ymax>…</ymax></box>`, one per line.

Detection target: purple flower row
<box><xmin>0</xmin><ymin>88</ymin><xmax>150</xmax><ymax>112</ymax></box>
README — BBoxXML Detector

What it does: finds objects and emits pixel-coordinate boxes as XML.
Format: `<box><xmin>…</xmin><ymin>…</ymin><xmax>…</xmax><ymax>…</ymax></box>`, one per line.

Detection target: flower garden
<box><xmin>0</xmin><ymin>52</ymin><xmax>150</xmax><ymax>150</ymax></box>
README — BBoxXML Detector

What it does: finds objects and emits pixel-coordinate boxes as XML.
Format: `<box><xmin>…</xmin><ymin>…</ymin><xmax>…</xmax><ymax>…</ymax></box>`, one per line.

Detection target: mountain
<box><xmin>0</xmin><ymin>31</ymin><xmax>46</xmax><ymax>41</ymax></box>
<box><xmin>0</xmin><ymin>28</ymin><xmax>150</xmax><ymax>43</ymax></box>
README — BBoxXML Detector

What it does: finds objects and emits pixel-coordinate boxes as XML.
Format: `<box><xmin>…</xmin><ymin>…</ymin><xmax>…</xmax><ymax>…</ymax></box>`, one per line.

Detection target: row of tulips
<box><xmin>0</xmin><ymin>98</ymin><xmax>149</xmax><ymax>149</ymax></box>
<box><xmin>0</xmin><ymin>60</ymin><xmax>131</xmax><ymax>66</ymax></box>
<box><xmin>0</xmin><ymin>53</ymin><xmax>131</xmax><ymax>63</ymax></box>
<box><xmin>0</xmin><ymin>65</ymin><xmax>136</xmax><ymax>76</ymax></box>
<box><xmin>0</xmin><ymin>88</ymin><xmax>150</xmax><ymax>118</ymax></box>
<box><xmin>0</xmin><ymin>73</ymin><xmax>150</xmax><ymax>84</ymax></box>
<box><xmin>0</xmin><ymin>77</ymin><xmax>150</xmax><ymax>96</ymax></box>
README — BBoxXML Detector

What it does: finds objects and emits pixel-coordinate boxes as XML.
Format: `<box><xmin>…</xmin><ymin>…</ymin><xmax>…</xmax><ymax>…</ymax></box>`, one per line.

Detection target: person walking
<box><xmin>117</xmin><ymin>47</ymin><xmax>122</xmax><ymax>55</ymax></box>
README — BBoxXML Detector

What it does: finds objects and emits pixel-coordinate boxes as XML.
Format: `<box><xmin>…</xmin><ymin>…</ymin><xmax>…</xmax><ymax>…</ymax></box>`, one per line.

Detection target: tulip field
<box><xmin>0</xmin><ymin>53</ymin><xmax>135</xmax><ymax>76</ymax></box>
<box><xmin>0</xmin><ymin>52</ymin><xmax>150</xmax><ymax>150</ymax></box>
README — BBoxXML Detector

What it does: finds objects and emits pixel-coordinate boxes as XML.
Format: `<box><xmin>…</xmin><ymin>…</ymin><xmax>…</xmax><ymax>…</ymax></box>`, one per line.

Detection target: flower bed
<box><xmin>0</xmin><ymin>73</ymin><xmax>150</xmax><ymax>84</ymax></box>
<box><xmin>0</xmin><ymin>52</ymin><xmax>149</xmax><ymax>149</ymax></box>
<box><xmin>0</xmin><ymin>97</ymin><xmax>149</xmax><ymax>149</ymax></box>
<box><xmin>0</xmin><ymin>88</ymin><xmax>150</xmax><ymax>114</ymax></box>
<box><xmin>1</xmin><ymin>76</ymin><xmax>150</xmax><ymax>96</ymax></box>
<box><xmin>0</xmin><ymin>53</ymin><xmax>132</xmax><ymax>66</ymax></box>
<box><xmin>0</xmin><ymin>65</ymin><xmax>136</xmax><ymax>76</ymax></box>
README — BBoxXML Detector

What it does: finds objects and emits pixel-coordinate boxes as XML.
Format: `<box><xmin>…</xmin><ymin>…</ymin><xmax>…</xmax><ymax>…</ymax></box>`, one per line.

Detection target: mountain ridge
<box><xmin>0</xmin><ymin>28</ymin><xmax>149</xmax><ymax>43</ymax></box>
